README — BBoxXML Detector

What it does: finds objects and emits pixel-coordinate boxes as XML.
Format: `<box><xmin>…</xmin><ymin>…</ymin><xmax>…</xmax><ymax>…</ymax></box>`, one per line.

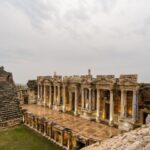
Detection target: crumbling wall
<box><xmin>0</xmin><ymin>66</ymin><xmax>22</xmax><ymax>127</ymax></box>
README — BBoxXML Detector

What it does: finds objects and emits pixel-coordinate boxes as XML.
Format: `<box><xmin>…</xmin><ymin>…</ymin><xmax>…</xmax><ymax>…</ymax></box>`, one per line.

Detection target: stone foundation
<box><xmin>0</xmin><ymin>118</ymin><xmax>22</xmax><ymax>128</ymax></box>
<box><xmin>23</xmin><ymin>111</ymin><xmax>91</xmax><ymax>150</ymax></box>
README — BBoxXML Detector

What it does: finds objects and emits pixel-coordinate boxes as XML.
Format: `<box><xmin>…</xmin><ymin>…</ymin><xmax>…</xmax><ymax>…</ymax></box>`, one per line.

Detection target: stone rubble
<box><xmin>82</xmin><ymin>124</ymin><xmax>150</xmax><ymax>150</ymax></box>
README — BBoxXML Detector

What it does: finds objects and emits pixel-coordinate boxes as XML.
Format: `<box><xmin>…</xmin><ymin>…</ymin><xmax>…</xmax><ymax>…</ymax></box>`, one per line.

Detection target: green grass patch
<box><xmin>0</xmin><ymin>125</ymin><xmax>60</xmax><ymax>150</ymax></box>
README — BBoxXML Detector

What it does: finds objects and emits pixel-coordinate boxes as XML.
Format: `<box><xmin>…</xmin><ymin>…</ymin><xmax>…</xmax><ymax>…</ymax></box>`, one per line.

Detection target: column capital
<box><xmin>62</xmin><ymin>84</ymin><xmax>66</xmax><ymax>88</ymax></box>
<box><xmin>133</xmin><ymin>90</ymin><xmax>137</xmax><ymax>93</ymax></box>
<box><xmin>110</xmin><ymin>89</ymin><xmax>113</xmax><ymax>94</ymax></box>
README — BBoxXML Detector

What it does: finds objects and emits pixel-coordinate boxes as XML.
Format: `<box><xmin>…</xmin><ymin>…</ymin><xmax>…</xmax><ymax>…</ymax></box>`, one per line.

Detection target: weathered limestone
<box><xmin>81</xmin><ymin>124</ymin><xmax>150</xmax><ymax>150</ymax></box>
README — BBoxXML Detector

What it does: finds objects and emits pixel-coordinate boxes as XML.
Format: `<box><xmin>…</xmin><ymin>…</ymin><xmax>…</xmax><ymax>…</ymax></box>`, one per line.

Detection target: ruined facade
<box><xmin>36</xmin><ymin>70</ymin><xmax>139</xmax><ymax>129</ymax></box>
<box><xmin>27</xmin><ymin>80</ymin><xmax>37</xmax><ymax>104</ymax></box>
<box><xmin>22</xmin><ymin>70</ymin><xmax>150</xmax><ymax>149</ymax></box>
<box><xmin>16</xmin><ymin>84</ymin><xmax>28</xmax><ymax>104</ymax></box>
<box><xmin>138</xmin><ymin>84</ymin><xmax>150</xmax><ymax>124</ymax></box>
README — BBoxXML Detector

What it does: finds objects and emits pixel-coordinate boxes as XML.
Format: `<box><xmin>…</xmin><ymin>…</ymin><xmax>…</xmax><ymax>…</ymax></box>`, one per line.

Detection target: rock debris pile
<box><xmin>82</xmin><ymin>124</ymin><xmax>150</xmax><ymax>150</ymax></box>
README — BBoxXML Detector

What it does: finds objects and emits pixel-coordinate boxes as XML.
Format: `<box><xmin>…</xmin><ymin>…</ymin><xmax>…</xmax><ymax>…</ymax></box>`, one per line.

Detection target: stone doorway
<box><xmin>24</xmin><ymin>96</ymin><xmax>28</xmax><ymax>104</ymax></box>
<box><xmin>140</xmin><ymin>109</ymin><xmax>150</xmax><ymax>124</ymax></box>
<box><xmin>142</xmin><ymin>112</ymin><xmax>150</xmax><ymax>124</ymax></box>
<box><xmin>76</xmin><ymin>140</ymin><xmax>86</xmax><ymax>149</ymax></box>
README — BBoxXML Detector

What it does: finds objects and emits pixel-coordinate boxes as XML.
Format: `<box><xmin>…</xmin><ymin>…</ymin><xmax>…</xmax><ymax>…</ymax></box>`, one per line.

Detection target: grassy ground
<box><xmin>0</xmin><ymin>125</ymin><xmax>60</xmax><ymax>150</ymax></box>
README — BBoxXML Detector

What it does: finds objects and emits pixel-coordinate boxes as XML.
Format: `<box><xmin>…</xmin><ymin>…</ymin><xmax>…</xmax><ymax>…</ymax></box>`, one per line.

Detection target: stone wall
<box><xmin>0</xmin><ymin>66</ymin><xmax>22</xmax><ymax>127</ymax></box>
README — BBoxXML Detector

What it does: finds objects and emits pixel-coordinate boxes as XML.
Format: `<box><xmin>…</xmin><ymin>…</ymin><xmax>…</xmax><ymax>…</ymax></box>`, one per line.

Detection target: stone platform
<box><xmin>22</xmin><ymin>104</ymin><xmax>120</xmax><ymax>142</ymax></box>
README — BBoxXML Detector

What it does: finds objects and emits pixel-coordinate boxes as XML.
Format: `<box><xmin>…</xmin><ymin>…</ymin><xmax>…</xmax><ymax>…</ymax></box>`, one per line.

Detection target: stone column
<box><xmin>85</xmin><ymin>89</ymin><xmax>88</xmax><ymax>109</ymax></box>
<box><xmin>49</xmin><ymin>85</ymin><xmax>51</xmax><ymax>108</ymax></box>
<box><xmin>121</xmin><ymin>90</ymin><xmax>125</xmax><ymax>118</ymax></box>
<box><xmin>67</xmin><ymin>132</ymin><xmax>71</xmax><ymax>150</ymax></box>
<box><xmin>38</xmin><ymin>83</ymin><xmax>40</xmax><ymax>100</ymax></box>
<box><xmin>124</xmin><ymin>91</ymin><xmax>127</xmax><ymax>117</ymax></box>
<box><xmin>54</xmin><ymin>85</ymin><xmax>56</xmax><ymax>105</ymax></box>
<box><xmin>132</xmin><ymin>90</ymin><xmax>137</xmax><ymax>122</ymax></box>
<box><xmin>63</xmin><ymin>85</ymin><xmax>66</xmax><ymax>112</ymax></box>
<box><xmin>81</xmin><ymin>87</ymin><xmax>84</xmax><ymax>110</ymax></box>
<box><xmin>43</xmin><ymin>84</ymin><xmax>46</xmax><ymax>106</ymax></box>
<box><xmin>109</xmin><ymin>90</ymin><xmax>114</xmax><ymax>125</ymax></box>
<box><xmin>41</xmin><ymin>84</ymin><xmax>43</xmax><ymax>100</ymax></box>
<box><xmin>74</xmin><ymin>87</ymin><xmax>78</xmax><ymax>116</ymax></box>
<box><xmin>61</xmin><ymin>131</ymin><xmax>64</xmax><ymax>146</ymax></box>
<box><xmin>96</xmin><ymin>89</ymin><xmax>100</xmax><ymax>122</ymax></box>
<box><xmin>57</xmin><ymin>85</ymin><xmax>60</xmax><ymax>105</ymax></box>
<box><xmin>69</xmin><ymin>92</ymin><xmax>72</xmax><ymax>111</ymax></box>
<box><xmin>89</xmin><ymin>88</ymin><xmax>92</xmax><ymax>112</ymax></box>
<box><xmin>92</xmin><ymin>90</ymin><xmax>96</xmax><ymax>110</ymax></box>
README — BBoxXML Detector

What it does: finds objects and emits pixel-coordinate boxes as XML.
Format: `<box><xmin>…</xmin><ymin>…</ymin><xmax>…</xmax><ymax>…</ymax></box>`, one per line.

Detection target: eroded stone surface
<box><xmin>82</xmin><ymin>124</ymin><xmax>150</xmax><ymax>150</ymax></box>
<box><xmin>22</xmin><ymin>104</ymin><xmax>120</xmax><ymax>141</ymax></box>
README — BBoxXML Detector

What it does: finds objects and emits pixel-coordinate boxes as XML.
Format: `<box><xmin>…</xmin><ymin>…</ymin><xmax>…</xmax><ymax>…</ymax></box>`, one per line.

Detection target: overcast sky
<box><xmin>0</xmin><ymin>0</ymin><xmax>150</xmax><ymax>84</ymax></box>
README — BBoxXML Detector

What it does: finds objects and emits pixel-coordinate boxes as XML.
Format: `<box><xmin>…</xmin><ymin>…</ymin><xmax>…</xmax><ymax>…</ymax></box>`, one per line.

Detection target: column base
<box><xmin>109</xmin><ymin>120</ymin><xmax>114</xmax><ymax>126</ymax></box>
<box><xmin>74</xmin><ymin>111</ymin><xmax>78</xmax><ymax>116</ymax></box>
<box><xmin>132</xmin><ymin>118</ymin><xmax>136</xmax><ymax>124</ymax></box>
<box><xmin>42</xmin><ymin>101</ymin><xmax>46</xmax><ymax>106</ymax></box>
<box><xmin>96</xmin><ymin>116</ymin><xmax>100</xmax><ymax>122</ymax></box>
<box><xmin>63</xmin><ymin>109</ymin><xmax>66</xmax><ymax>113</ymax></box>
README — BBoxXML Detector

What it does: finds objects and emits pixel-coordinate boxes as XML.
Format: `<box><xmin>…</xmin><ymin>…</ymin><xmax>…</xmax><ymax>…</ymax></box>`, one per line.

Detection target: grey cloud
<box><xmin>0</xmin><ymin>0</ymin><xmax>150</xmax><ymax>83</ymax></box>
<box><xmin>4</xmin><ymin>0</ymin><xmax>58</xmax><ymax>28</ymax></box>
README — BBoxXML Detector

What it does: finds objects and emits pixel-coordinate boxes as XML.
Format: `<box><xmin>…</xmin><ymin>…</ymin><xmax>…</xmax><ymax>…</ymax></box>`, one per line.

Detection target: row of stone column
<box><xmin>96</xmin><ymin>89</ymin><xmax>137</xmax><ymax>124</ymax></box>
<box><xmin>95</xmin><ymin>90</ymin><xmax>114</xmax><ymax>124</ymax></box>
<box><xmin>23</xmin><ymin>112</ymin><xmax>73</xmax><ymax>150</ymax></box>
<box><xmin>81</xmin><ymin>88</ymin><xmax>93</xmax><ymax>112</ymax></box>
<box><xmin>38</xmin><ymin>84</ymin><xmax>137</xmax><ymax>123</ymax></box>
<box><xmin>38</xmin><ymin>84</ymin><xmax>61</xmax><ymax>107</ymax></box>
<box><xmin>120</xmin><ymin>90</ymin><xmax>137</xmax><ymax>122</ymax></box>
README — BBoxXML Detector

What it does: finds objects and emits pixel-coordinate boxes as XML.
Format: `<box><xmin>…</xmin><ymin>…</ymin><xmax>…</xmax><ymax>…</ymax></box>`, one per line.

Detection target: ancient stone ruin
<box><xmin>0</xmin><ymin>66</ymin><xmax>22</xmax><ymax>127</ymax></box>
<box><xmin>81</xmin><ymin>123</ymin><xmax>150</xmax><ymax>150</ymax></box>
